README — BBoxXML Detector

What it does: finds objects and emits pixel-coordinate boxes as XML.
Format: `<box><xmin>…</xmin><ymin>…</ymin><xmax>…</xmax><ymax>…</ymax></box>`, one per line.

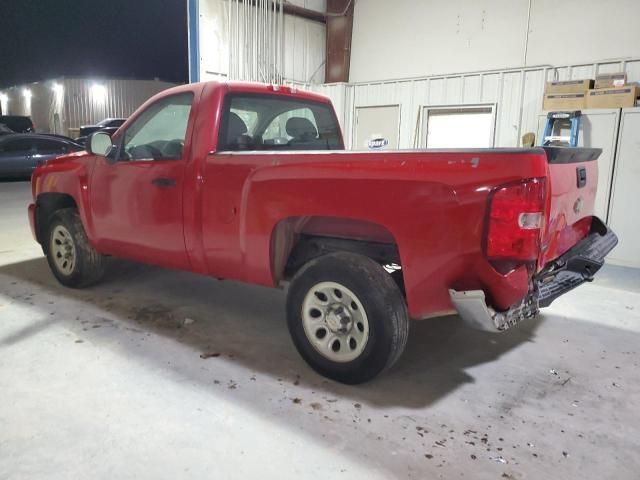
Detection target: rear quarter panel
<box><xmin>202</xmin><ymin>149</ymin><xmax>550</xmax><ymax>319</ymax></box>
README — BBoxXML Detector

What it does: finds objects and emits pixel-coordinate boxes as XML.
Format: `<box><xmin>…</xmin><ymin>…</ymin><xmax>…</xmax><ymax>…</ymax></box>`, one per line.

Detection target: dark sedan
<box><xmin>0</xmin><ymin>134</ymin><xmax>83</xmax><ymax>179</ymax></box>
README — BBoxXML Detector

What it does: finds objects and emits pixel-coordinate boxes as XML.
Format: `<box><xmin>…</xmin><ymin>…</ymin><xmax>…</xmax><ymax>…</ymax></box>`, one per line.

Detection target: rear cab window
<box><xmin>218</xmin><ymin>94</ymin><xmax>343</xmax><ymax>151</ymax></box>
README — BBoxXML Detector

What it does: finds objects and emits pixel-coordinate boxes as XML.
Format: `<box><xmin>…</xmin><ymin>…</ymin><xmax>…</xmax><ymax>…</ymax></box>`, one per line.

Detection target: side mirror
<box><xmin>87</xmin><ymin>131</ymin><xmax>113</xmax><ymax>157</ymax></box>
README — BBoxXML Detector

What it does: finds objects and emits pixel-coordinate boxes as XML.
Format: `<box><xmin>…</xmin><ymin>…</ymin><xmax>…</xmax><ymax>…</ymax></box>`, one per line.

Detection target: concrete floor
<box><xmin>1</xmin><ymin>180</ymin><xmax>639</xmax><ymax>480</ymax></box>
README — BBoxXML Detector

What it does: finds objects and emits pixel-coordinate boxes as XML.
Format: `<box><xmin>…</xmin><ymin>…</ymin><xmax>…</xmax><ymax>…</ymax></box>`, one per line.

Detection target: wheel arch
<box><xmin>270</xmin><ymin>215</ymin><xmax>402</xmax><ymax>284</ymax></box>
<box><xmin>34</xmin><ymin>193</ymin><xmax>79</xmax><ymax>246</ymax></box>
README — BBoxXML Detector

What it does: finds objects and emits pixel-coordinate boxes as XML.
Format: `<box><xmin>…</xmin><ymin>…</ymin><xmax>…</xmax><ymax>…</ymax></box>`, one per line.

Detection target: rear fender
<box><xmin>238</xmin><ymin>165</ymin><xmax>460</xmax><ymax>319</ymax></box>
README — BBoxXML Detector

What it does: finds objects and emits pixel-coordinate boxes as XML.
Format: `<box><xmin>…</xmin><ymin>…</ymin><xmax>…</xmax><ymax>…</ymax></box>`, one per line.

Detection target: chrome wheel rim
<box><xmin>302</xmin><ymin>281</ymin><xmax>370</xmax><ymax>363</ymax></box>
<box><xmin>50</xmin><ymin>225</ymin><xmax>76</xmax><ymax>276</ymax></box>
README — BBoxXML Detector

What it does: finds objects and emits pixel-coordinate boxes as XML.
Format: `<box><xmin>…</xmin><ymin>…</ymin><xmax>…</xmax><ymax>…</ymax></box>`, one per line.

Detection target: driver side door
<box><xmin>90</xmin><ymin>92</ymin><xmax>194</xmax><ymax>270</ymax></box>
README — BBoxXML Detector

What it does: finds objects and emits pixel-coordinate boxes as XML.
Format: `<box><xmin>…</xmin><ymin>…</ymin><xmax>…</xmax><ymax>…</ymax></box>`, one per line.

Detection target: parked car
<box><xmin>28</xmin><ymin>82</ymin><xmax>618</xmax><ymax>383</ymax></box>
<box><xmin>0</xmin><ymin>115</ymin><xmax>35</xmax><ymax>133</ymax></box>
<box><xmin>74</xmin><ymin>126</ymin><xmax>119</xmax><ymax>146</ymax></box>
<box><xmin>0</xmin><ymin>134</ymin><xmax>83</xmax><ymax>179</ymax></box>
<box><xmin>0</xmin><ymin>124</ymin><xmax>15</xmax><ymax>135</ymax></box>
<box><xmin>78</xmin><ymin>118</ymin><xmax>126</xmax><ymax>137</ymax></box>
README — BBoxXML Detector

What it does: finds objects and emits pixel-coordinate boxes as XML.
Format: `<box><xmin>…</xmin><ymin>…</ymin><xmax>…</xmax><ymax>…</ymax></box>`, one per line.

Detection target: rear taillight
<box><xmin>485</xmin><ymin>178</ymin><xmax>547</xmax><ymax>263</ymax></box>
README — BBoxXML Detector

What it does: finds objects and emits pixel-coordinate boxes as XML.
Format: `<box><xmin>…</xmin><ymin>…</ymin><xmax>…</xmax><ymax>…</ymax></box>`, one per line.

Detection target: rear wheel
<box><xmin>45</xmin><ymin>208</ymin><xmax>105</xmax><ymax>288</ymax></box>
<box><xmin>286</xmin><ymin>252</ymin><xmax>409</xmax><ymax>384</ymax></box>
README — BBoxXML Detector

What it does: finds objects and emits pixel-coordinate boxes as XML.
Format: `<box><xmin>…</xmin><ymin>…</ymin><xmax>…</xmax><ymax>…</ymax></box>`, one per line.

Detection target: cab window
<box><xmin>218</xmin><ymin>94</ymin><xmax>343</xmax><ymax>151</ymax></box>
<box><xmin>119</xmin><ymin>92</ymin><xmax>193</xmax><ymax>161</ymax></box>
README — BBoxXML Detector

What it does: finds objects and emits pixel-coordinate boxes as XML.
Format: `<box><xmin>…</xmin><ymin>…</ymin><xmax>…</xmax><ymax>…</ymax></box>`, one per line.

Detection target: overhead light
<box><xmin>90</xmin><ymin>83</ymin><xmax>107</xmax><ymax>100</ymax></box>
<box><xmin>52</xmin><ymin>83</ymin><xmax>63</xmax><ymax>95</ymax></box>
<box><xmin>23</xmin><ymin>89</ymin><xmax>32</xmax><ymax>99</ymax></box>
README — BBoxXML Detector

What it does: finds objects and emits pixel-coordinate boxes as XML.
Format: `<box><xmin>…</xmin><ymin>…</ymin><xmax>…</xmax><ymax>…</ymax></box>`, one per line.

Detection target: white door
<box><xmin>354</xmin><ymin>105</ymin><xmax>400</xmax><ymax>150</ymax></box>
<box><xmin>607</xmin><ymin>107</ymin><xmax>640</xmax><ymax>268</ymax></box>
<box><xmin>536</xmin><ymin>109</ymin><xmax>621</xmax><ymax>222</ymax></box>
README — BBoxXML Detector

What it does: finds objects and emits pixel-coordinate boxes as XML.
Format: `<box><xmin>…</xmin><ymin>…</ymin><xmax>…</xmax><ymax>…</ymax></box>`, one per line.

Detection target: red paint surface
<box><xmin>29</xmin><ymin>82</ymin><xmax>599</xmax><ymax>319</ymax></box>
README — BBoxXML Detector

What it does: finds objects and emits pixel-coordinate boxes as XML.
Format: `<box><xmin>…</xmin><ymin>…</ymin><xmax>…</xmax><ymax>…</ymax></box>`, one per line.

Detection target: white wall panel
<box><xmin>198</xmin><ymin>0</ymin><xmax>229</xmax><ymax>80</ymax></box>
<box><xmin>284</xmin><ymin>15</ymin><xmax>326</xmax><ymax>83</ymax></box>
<box><xmin>495</xmin><ymin>71</ymin><xmax>522</xmax><ymax>147</ymax></box>
<box><xmin>198</xmin><ymin>0</ymin><xmax>326</xmax><ymax>84</ymax></box>
<box><xmin>297</xmin><ymin>59</ymin><xmax>640</xmax><ymax>151</ymax></box>
<box><xmin>350</xmin><ymin>0</ymin><xmax>640</xmax><ymax>83</ymax></box>
<box><xmin>526</xmin><ymin>0</ymin><xmax>640</xmax><ymax>68</ymax></box>
<box><xmin>430</xmin><ymin>79</ymin><xmax>444</xmax><ymax>105</ymax></box>
<box><xmin>623</xmin><ymin>60</ymin><xmax>640</xmax><ymax>82</ymax></box>
<box><xmin>462</xmin><ymin>76</ymin><xmax>481</xmax><ymax>104</ymax></box>
<box><xmin>607</xmin><ymin>108</ymin><xmax>640</xmax><ymax>268</ymax></box>
<box><xmin>350</xmin><ymin>0</ymin><xmax>528</xmax><ymax>82</ymax></box>
<box><xmin>444</xmin><ymin>77</ymin><xmax>463</xmax><ymax>105</ymax></box>
<box><xmin>480</xmin><ymin>74</ymin><xmax>499</xmax><ymax>104</ymax></box>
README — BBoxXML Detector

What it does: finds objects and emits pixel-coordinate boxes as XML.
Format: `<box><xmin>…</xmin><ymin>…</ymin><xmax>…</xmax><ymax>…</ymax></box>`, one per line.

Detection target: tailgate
<box><xmin>539</xmin><ymin>146</ymin><xmax>601</xmax><ymax>268</ymax></box>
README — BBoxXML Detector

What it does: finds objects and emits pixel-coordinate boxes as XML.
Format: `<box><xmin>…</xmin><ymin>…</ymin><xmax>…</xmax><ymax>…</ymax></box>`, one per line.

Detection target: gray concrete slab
<box><xmin>1</xmin><ymin>180</ymin><xmax>639</xmax><ymax>479</ymax></box>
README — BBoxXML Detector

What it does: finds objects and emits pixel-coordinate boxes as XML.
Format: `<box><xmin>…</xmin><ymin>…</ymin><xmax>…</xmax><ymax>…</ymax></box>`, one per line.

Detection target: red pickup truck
<box><xmin>28</xmin><ymin>82</ymin><xmax>617</xmax><ymax>383</ymax></box>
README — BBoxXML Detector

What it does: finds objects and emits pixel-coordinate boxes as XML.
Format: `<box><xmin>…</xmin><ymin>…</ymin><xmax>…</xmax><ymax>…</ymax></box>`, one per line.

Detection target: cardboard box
<box><xmin>543</xmin><ymin>92</ymin><xmax>586</xmax><ymax>111</ymax></box>
<box><xmin>595</xmin><ymin>72</ymin><xmax>627</xmax><ymax>89</ymax></box>
<box><xmin>586</xmin><ymin>86</ymin><xmax>638</xmax><ymax>109</ymax></box>
<box><xmin>545</xmin><ymin>79</ymin><xmax>594</xmax><ymax>94</ymax></box>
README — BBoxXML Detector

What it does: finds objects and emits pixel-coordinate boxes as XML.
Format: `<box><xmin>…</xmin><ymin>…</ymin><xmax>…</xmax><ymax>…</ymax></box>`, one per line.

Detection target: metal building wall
<box><xmin>0</xmin><ymin>80</ymin><xmax>62</xmax><ymax>134</ymax></box>
<box><xmin>349</xmin><ymin>0</ymin><xmax>640</xmax><ymax>83</ymax></box>
<box><xmin>197</xmin><ymin>0</ymin><xmax>326</xmax><ymax>84</ymax></box>
<box><xmin>62</xmin><ymin>78</ymin><xmax>176</xmax><ymax>135</ymax></box>
<box><xmin>1</xmin><ymin>78</ymin><xmax>176</xmax><ymax>136</ymax></box>
<box><xmin>297</xmin><ymin>58</ymin><xmax>640</xmax><ymax>149</ymax></box>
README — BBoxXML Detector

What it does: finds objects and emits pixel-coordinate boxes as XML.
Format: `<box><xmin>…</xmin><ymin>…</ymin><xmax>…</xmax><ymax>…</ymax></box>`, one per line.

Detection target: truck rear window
<box><xmin>218</xmin><ymin>94</ymin><xmax>343</xmax><ymax>151</ymax></box>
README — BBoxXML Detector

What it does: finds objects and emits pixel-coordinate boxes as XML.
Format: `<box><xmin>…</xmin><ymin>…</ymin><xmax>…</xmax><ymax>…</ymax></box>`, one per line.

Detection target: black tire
<box><xmin>44</xmin><ymin>208</ymin><xmax>105</xmax><ymax>288</ymax></box>
<box><xmin>391</xmin><ymin>269</ymin><xmax>405</xmax><ymax>295</ymax></box>
<box><xmin>286</xmin><ymin>252</ymin><xmax>409</xmax><ymax>384</ymax></box>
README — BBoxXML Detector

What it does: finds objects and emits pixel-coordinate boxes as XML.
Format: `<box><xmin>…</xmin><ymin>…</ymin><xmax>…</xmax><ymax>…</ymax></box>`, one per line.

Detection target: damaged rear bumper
<box><xmin>450</xmin><ymin>218</ymin><xmax>618</xmax><ymax>332</ymax></box>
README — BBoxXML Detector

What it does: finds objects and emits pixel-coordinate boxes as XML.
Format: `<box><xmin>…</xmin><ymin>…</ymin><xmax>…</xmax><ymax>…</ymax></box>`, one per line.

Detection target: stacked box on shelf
<box><xmin>586</xmin><ymin>73</ymin><xmax>638</xmax><ymax>109</ymax></box>
<box><xmin>542</xmin><ymin>79</ymin><xmax>593</xmax><ymax>110</ymax></box>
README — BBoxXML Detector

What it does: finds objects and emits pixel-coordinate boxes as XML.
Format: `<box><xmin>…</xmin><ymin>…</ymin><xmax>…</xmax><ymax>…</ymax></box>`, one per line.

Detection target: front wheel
<box><xmin>286</xmin><ymin>252</ymin><xmax>409</xmax><ymax>384</ymax></box>
<box><xmin>45</xmin><ymin>208</ymin><xmax>105</xmax><ymax>288</ymax></box>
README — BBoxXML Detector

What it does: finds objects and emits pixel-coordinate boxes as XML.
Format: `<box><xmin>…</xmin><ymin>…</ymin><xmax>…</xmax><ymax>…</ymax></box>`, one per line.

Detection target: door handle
<box><xmin>151</xmin><ymin>177</ymin><xmax>177</xmax><ymax>188</ymax></box>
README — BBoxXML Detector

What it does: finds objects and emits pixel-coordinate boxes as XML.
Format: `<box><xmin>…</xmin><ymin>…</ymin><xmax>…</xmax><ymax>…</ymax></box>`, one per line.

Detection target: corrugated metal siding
<box><xmin>62</xmin><ymin>78</ymin><xmax>176</xmax><ymax>134</ymax></box>
<box><xmin>297</xmin><ymin>58</ymin><xmax>640</xmax><ymax>149</ymax></box>
<box><xmin>0</xmin><ymin>80</ymin><xmax>61</xmax><ymax>133</ymax></box>
<box><xmin>198</xmin><ymin>0</ymin><xmax>326</xmax><ymax>84</ymax></box>
<box><xmin>0</xmin><ymin>78</ymin><xmax>176</xmax><ymax>135</ymax></box>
